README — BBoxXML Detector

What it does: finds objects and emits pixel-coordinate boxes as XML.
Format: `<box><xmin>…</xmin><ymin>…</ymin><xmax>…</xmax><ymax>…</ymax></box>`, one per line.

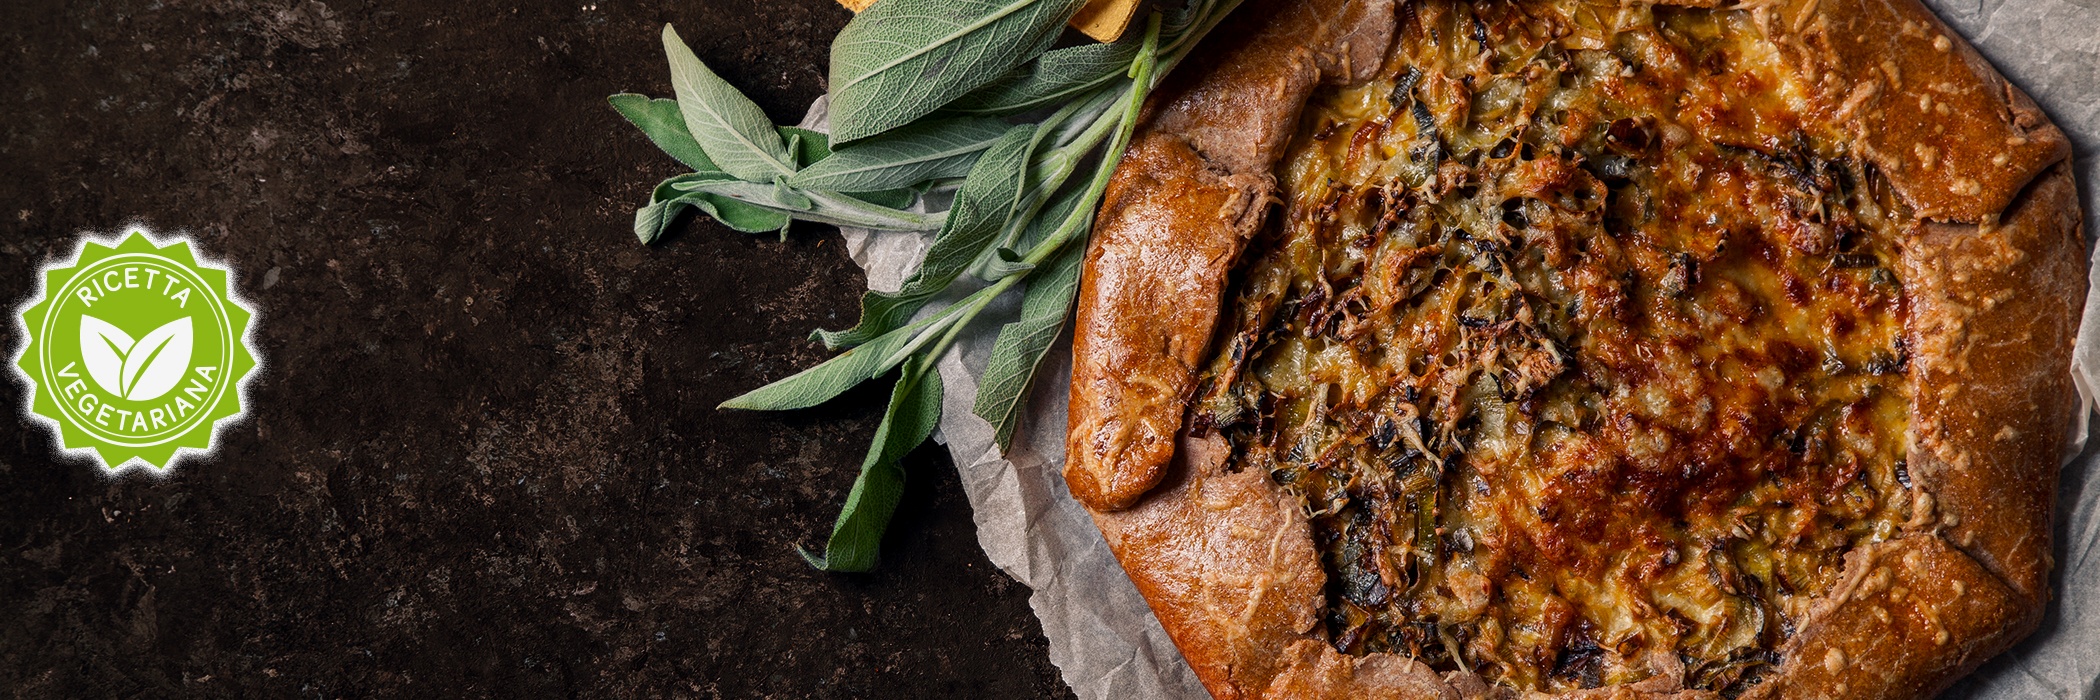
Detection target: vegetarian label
<box><xmin>13</xmin><ymin>229</ymin><xmax>258</xmax><ymax>471</ymax></box>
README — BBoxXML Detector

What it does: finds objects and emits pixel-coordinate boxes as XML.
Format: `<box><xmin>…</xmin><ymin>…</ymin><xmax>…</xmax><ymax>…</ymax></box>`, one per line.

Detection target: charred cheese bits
<box><xmin>1066</xmin><ymin>0</ymin><xmax>2079</xmax><ymax>697</ymax></box>
<box><xmin>1191</xmin><ymin>1</ymin><xmax>1913</xmax><ymax>692</ymax></box>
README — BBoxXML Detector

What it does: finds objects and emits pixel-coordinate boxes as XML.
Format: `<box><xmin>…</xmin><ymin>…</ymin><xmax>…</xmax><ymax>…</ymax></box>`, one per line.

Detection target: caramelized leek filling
<box><xmin>1192</xmin><ymin>1</ymin><xmax>1916</xmax><ymax>693</ymax></box>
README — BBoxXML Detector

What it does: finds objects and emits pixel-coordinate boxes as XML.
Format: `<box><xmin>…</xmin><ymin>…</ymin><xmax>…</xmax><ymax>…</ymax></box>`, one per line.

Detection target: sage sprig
<box><xmin>787</xmin><ymin>117</ymin><xmax>1010</xmax><ymax>192</ymax></box>
<box><xmin>826</xmin><ymin>0</ymin><xmax>1093</xmax><ymax>142</ymax></box>
<box><xmin>662</xmin><ymin>25</ymin><xmax>797</xmax><ymax>180</ymax></box>
<box><xmin>812</xmin><ymin>123</ymin><xmax>1036</xmax><ymax>350</ymax></box>
<box><xmin>614</xmin><ymin>0</ymin><xmax>1245</xmax><ymax>571</ymax></box>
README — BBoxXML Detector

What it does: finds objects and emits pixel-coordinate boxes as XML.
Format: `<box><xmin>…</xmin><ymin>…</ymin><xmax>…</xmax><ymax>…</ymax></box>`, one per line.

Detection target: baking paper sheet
<box><xmin>808</xmin><ymin>0</ymin><xmax>2100</xmax><ymax>693</ymax></box>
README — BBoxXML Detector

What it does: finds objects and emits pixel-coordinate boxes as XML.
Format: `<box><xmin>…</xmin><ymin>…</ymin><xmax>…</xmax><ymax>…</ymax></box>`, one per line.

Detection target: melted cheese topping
<box><xmin>1192</xmin><ymin>1</ymin><xmax>1917</xmax><ymax>693</ymax></box>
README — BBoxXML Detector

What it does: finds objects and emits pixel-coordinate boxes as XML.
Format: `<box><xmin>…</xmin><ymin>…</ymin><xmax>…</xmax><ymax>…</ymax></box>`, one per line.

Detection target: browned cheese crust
<box><xmin>1065</xmin><ymin>0</ymin><xmax>2084</xmax><ymax>697</ymax></box>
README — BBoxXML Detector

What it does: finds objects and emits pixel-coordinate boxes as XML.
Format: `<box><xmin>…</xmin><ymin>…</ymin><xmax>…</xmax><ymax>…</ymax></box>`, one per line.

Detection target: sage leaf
<box><xmin>827</xmin><ymin>0</ymin><xmax>1088</xmax><ymax>143</ymax></box>
<box><xmin>636</xmin><ymin>193</ymin><xmax>789</xmax><ymax>240</ymax></box>
<box><xmin>800</xmin><ymin>190</ymin><xmax>947</xmax><ymax>231</ymax></box>
<box><xmin>669</xmin><ymin>174</ymin><xmax>945</xmax><ymax>231</ymax></box>
<box><xmin>636</xmin><ymin>173</ymin><xmax>785</xmax><ymax>242</ymax></box>
<box><xmin>782</xmin><ymin>131</ymin><xmax>805</xmax><ymax>172</ymax></box>
<box><xmin>634</xmin><ymin>199</ymin><xmax>682</xmax><ymax>244</ymax></box>
<box><xmin>798</xmin><ymin>357</ymin><xmax>943</xmax><ymax>572</ymax></box>
<box><xmin>1159</xmin><ymin>0</ymin><xmax>1209</xmax><ymax>49</ymax></box>
<box><xmin>945</xmin><ymin>39</ymin><xmax>1141</xmax><ymax>116</ymax></box>
<box><xmin>687</xmin><ymin>194</ymin><xmax>791</xmax><ymax>234</ymax></box>
<box><xmin>847</xmin><ymin>187</ymin><xmax>918</xmax><ymax>210</ymax></box>
<box><xmin>663</xmin><ymin>24</ymin><xmax>795</xmax><ymax>180</ymax></box>
<box><xmin>719</xmin><ymin>311</ymin><xmax>947</xmax><ymax>411</ymax></box>
<box><xmin>788</xmin><ymin>117</ymin><xmax>1009</xmax><ymax>193</ymax></box>
<box><xmin>673</xmin><ymin>178</ymin><xmax>813</xmax><ymax>212</ymax></box>
<box><xmin>978</xmin><ymin>247</ymin><xmax>1036</xmax><ymax>280</ymax></box>
<box><xmin>609</xmin><ymin>94</ymin><xmax>723</xmax><ymax>172</ymax></box>
<box><xmin>772</xmin><ymin>180</ymin><xmax>816</xmax><ymax>210</ymax></box>
<box><xmin>1014</xmin><ymin>170</ymin><xmax>1090</xmax><ymax>250</ymax></box>
<box><xmin>636</xmin><ymin>175</ymin><xmax>701</xmax><ymax>243</ymax></box>
<box><xmin>972</xmin><ymin>239</ymin><xmax>1084</xmax><ymax>450</ymax></box>
<box><xmin>814</xmin><ymin>124</ymin><xmax>1035</xmax><ymax>349</ymax></box>
<box><xmin>1040</xmin><ymin>86</ymin><xmax>1123</xmax><ymax>151</ymax></box>
<box><xmin>780</xmin><ymin>126</ymin><xmax>832</xmax><ymax>166</ymax></box>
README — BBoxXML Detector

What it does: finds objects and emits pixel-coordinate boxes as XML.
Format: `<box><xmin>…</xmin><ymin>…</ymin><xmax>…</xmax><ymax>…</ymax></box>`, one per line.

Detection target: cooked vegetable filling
<box><xmin>1190</xmin><ymin>0</ymin><xmax>1917</xmax><ymax>693</ymax></box>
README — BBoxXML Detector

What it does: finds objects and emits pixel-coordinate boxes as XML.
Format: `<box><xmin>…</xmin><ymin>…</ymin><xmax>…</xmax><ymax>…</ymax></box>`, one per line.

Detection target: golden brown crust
<box><xmin>1066</xmin><ymin>136</ymin><xmax>1270</xmax><ymax>511</ymax></box>
<box><xmin>1066</xmin><ymin>0</ymin><xmax>2083</xmax><ymax>696</ymax></box>
<box><xmin>1730</xmin><ymin>153</ymin><xmax>2084</xmax><ymax>700</ymax></box>
<box><xmin>1767</xmin><ymin>0</ymin><xmax>2070</xmax><ymax>222</ymax></box>
<box><xmin>1142</xmin><ymin>0</ymin><xmax>1393</xmax><ymax>175</ymax></box>
<box><xmin>1260</xmin><ymin>640</ymin><xmax>1457</xmax><ymax>699</ymax></box>
<box><xmin>1741</xmin><ymin>536</ymin><xmax>2030</xmax><ymax>700</ymax></box>
<box><xmin>1898</xmin><ymin>162</ymin><xmax>2084</xmax><ymax>604</ymax></box>
<box><xmin>1725</xmin><ymin>159</ymin><xmax>2086</xmax><ymax>700</ymax></box>
<box><xmin>1090</xmin><ymin>434</ymin><xmax>1324</xmax><ymax>699</ymax></box>
<box><xmin>1065</xmin><ymin>0</ymin><xmax>1394</xmax><ymax>511</ymax></box>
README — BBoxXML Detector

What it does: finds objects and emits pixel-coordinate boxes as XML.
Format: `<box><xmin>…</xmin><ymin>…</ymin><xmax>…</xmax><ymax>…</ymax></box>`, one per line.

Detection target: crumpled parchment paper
<box><xmin>807</xmin><ymin>0</ymin><xmax>2100</xmax><ymax>693</ymax></box>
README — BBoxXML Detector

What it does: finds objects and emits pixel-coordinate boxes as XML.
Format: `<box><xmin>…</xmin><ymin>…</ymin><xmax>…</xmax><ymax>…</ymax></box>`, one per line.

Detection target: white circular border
<box><xmin>41</xmin><ymin>253</ymin><xmax>236</xmax><ymax>446</ymax></box>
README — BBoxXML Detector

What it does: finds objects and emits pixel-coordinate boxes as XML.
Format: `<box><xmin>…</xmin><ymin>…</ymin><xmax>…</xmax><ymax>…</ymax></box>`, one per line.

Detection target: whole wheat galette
<box><xmin>1064</xmin><ymin>0</ymin><xmax>2085</xmax><ymax>697</ymax></box>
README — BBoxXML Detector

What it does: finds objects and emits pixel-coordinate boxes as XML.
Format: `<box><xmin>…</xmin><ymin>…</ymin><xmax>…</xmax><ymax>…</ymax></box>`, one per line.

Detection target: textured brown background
<box><xmin>0</xmin><ymin>0</ymin><xmax>1072</xmax><ymax>696</ymax></box>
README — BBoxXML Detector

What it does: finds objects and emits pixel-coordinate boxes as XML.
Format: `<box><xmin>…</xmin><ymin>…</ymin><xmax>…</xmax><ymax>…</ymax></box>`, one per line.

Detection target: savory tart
<box><xmin>1064</xmin><ymin>0</ymin><xmax>2084</xmax><ymax>697</ymax></box>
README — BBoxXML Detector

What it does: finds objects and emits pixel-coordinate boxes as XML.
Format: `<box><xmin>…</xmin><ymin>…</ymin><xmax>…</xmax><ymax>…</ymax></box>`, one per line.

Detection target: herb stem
<box><xmin>920</xmin><ymin>177</ymin><xmax>967</xmax><ymax>196</ymax></box>
<box><xmin>880</xmin><ymin>263</ymin><xmax>1053</xmax><ymax>369</ymax></box>
<box><xmin>1030</xmin><ymin>86</ymin><xmax>1109</xmax><ymax>150</ymax></box>
<box><xmin>801</xmin><ymin>190</ymin><xmax>948</xmax><ymax>230</ymax></box>
<box><xmin>913</xmin><ymin>281</ymin><xmax>1010</xmax><ymax>379</ymax></box>
<box><xmin>1046</xmin><ymin>87</ymin><xmax>1124</xmax><ymax>150</ymax></box>
<box><xmin>992</xmin><ymin>85</ymin><xmax>1134</xmax><ymax>255</ymax></box>
<box><xmin>1022</xmin><ymin>15</ymin><xmax>1161</xmax><ymax>266</ymax></box>
<box><xmin>880</xmin><ymin>285</ymin><xmax>996</xmax><ymax>368</ymax></box>
<box><xmin>635</xmin><ymin>2</ymin><xmax>1245</xmax><ymax>572</ymax></box>
<box><xmin>1046</xmin><ymin>91</ymin><xmax>1131</xmax><ymax>170</ymax></box>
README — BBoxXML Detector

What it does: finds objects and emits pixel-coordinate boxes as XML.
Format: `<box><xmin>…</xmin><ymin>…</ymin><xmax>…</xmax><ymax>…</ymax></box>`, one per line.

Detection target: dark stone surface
<box><xmin>0</xmin><ymin>1</ymin><xmax>1073</xmax><ymax>697</ymax></box>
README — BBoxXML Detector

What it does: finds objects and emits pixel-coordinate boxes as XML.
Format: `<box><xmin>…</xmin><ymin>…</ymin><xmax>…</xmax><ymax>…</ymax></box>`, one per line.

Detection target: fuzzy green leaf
<box><xmin>848</xmin><ymin>187</ymin><xmax>918</xmax><ymax>210</ymax></box>
<box><xmin>609</xmin><ymin>94</ymin><xmax>723</xmax><ymax>172</ymax></box>
<box><xmin>634</xmin><ymin>198</ymin><xmax>685</xmax><ymax>244</ymax></box>
<box><xmin>978</xmin><ymin>247</ymin><xmax>1036</xmax><ymax>280</ymax></box>
<box><xmin>814</xmin><ymin>124</ymin><xmax>1035</xmax><ymax>349</ymax></box>
<box><xmin>688</xmin><ymin>195</ymin><xmax>792</xmax><ymax>233</ymax></box>
<box><xmin>827</xmin><ymin>0</ymin><xmax>1088</xmax><ymax>143</ymax></box>
<box><xmin>944</xmin><ymin>39</ymin><xmax>1141</xmax><ymax>116</ymax></box>
<box><xmin>788</xmin><ymin>117</ymin><xmax>1009</xmax><ymax>193</ymax></box>
<box><xmin>635</xmin><ymin>173</ymin><xmax>788</xmax><ymax>242</ymax></box>
<box><xmin>663</xmin><ymin>24</ymin><xmax>795</xmax><ymax>180</ymax></box>
<box><xmin>718</xmin><ymin>311</ymin><xmax>945</xmax><ymax>411</ymax></box>
<box><xmin>674</xmin><ymin>178</ymin><xmax>941</xmax><ymax>231</ymax></box>
<box><xmin>780</xmin><ymin>126</ymin><xmax>833</xmax><ymax>167</ymax></box>
<box><xmin>640</xmin><ymin>195</ymin><xmax>792</xmax><ymax>239</ymax></box>
<box><xmin>673</xmin><ymin>178</ymin><xmax>811</xmax><ymax>212</ymax></box>
<box><xmin>798</xmin><ymin>358</ymin><xmax>943</xmax><ymax>572</ymax></box>
<box><xmin>970</xmin><ymin>197</ymin><xmax>1088</xmax><ymax>448</ymax></box>
<box><xmin>654</xmin><ymin>171</ymin><xmax>741</xmax><ymax>199</ymax></box>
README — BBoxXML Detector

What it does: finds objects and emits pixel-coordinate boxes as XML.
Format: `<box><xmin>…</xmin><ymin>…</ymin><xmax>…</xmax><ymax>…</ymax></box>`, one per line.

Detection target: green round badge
<box><xmin>14</xmin><ymin>229</ymin><xmax>259</xmax><ymax>471</ymax></box>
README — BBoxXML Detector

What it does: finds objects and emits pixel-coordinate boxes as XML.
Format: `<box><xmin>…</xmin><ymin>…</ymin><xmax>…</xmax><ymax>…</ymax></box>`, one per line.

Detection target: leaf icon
<box><xmin>77</xmin><ymin>316</ymin><xmax>194</xmax><ymax>401</ymax></box>
<box><xmin>123</xmin><ymin>318</ymin><xmax>192</xmax><ymax>401</ymax></box>
<box><xmin>80</xmin><ymin>316</ymin><xmax>134</xmax><ymax>398</ymax></box>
